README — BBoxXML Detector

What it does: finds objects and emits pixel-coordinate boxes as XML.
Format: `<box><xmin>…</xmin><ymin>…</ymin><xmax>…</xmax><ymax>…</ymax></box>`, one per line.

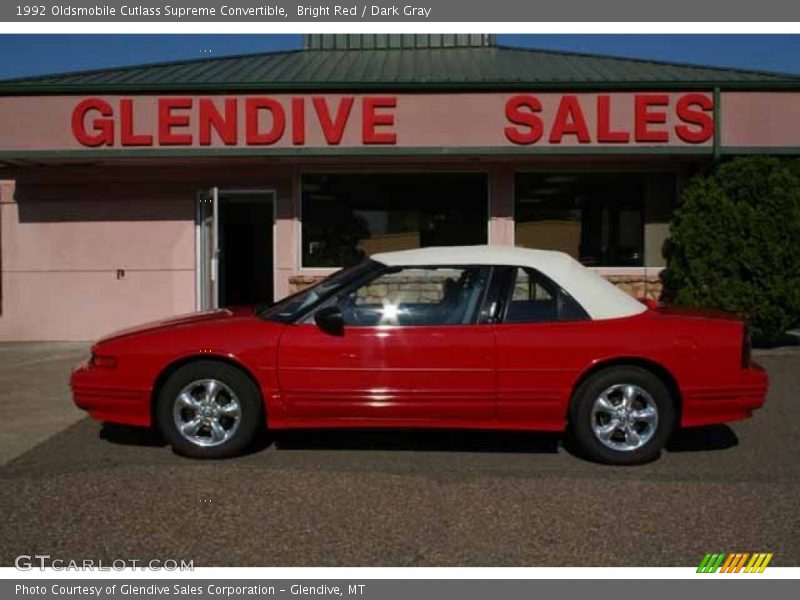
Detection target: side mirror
<box><xmin>314</xmin><ymin>305</ymin><xmax>345</xmax><ymax>336</ymax></box>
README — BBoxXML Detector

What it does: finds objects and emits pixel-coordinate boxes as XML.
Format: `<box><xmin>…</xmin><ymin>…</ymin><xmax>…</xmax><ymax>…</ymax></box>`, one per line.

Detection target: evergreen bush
<box><xmin>662</xmin><ymin>157</ymin><xmax>800</xmax><ymax>345</ymax></box>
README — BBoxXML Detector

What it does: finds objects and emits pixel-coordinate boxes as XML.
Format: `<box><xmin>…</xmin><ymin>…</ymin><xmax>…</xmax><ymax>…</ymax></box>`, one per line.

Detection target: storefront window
<box><xmin>302</xmin><ymin>173</ymin><xmax>488</xmax><ymax>267</ymax></box>
<box><xmin>514</xmin><ymin>172</ymin><xmax>653</xmax><ymax>267</ymax></box>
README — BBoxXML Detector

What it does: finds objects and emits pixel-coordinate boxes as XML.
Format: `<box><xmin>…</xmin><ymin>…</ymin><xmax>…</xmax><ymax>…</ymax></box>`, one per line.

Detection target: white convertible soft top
<box><xmin>371</xmin><ymin>245</ymin><xmax>647</xmax><ymax>321</ymax></box>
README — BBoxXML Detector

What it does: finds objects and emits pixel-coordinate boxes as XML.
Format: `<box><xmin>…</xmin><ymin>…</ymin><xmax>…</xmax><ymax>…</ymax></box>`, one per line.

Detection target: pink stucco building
<box><xmin>1</xmin><ymin>35</ymin><xmax>799</xmax><ymax>341</ymax></box>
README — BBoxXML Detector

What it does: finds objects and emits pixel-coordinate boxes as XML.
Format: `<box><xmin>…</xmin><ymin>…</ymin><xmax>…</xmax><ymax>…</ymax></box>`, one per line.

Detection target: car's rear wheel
<box><xmin>569</xmin><ymin>366</ymin><xmax>676</xmax><ymax>465</ymax></box>
<box><xmin>156</xmin><ymin>360</ymin><xmax>263</xmax><ymax>458</ymax></box>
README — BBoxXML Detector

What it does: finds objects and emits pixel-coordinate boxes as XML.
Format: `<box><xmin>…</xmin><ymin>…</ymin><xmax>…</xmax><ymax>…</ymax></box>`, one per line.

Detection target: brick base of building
<box><xmin>288</xmin><ymin>275</ymin><xmax>327</xmax><ymax>294</ymax></box>
<box><xmin>289</xmin><ymin>274</ymin><xmax>664</xmax><ymax>301</ymax></box>
<box><xmin>603</xmin><ymin>275</ymin><xmax>663</xmax><ymax>301</ymax></box>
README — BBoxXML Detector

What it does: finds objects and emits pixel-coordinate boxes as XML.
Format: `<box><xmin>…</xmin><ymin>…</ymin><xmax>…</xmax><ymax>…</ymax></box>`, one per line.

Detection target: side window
<box><xmin>505</xmin><ymin>267</ymin><xmax>589</xmax><ymax>323</ymax></box>
<box><xmin>337</xmin><ymin>266</ymin><xmax>491</xmax><ymax>327</ymax></box>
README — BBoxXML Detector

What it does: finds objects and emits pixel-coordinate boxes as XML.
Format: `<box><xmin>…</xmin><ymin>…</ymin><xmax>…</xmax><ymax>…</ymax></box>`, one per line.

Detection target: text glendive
<box><xmin>70</xmin><ymin>93</ymin><xmax>714</xmax><ymax>148</ymax></box>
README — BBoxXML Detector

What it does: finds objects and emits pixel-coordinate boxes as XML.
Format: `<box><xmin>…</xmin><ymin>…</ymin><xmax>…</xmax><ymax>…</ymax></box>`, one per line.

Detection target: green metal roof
<box><xmin>1</xmin><ymin>44</ymin><xmax>799</xmax><ymax>94</ymax></box>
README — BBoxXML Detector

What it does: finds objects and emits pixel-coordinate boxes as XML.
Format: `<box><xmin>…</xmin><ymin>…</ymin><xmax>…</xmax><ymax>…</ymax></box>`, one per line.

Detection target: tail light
<box><xmin>741</xmin><ymin>324</ymin><xmax>751</xmax><ymax>368</ymax></box>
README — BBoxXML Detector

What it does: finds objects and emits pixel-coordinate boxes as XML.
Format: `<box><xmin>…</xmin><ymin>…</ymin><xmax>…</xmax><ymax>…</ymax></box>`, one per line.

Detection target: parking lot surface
<box><xmin>1</xmin><ymin>345</ymin><xmax>798</xmax><ymax>566</ymax></box>
<box><xmin>0</xmin><ymin>342</ymin><xmax>89</xmax><ymax>464</ymax></box>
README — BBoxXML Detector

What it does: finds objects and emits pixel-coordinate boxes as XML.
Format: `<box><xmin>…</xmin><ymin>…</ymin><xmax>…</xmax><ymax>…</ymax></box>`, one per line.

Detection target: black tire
<box><xmin>569</xmin><ymin>366</ymin><xmax>676</xmax><ymax>465</ymax></box>
<box><xmin>156</xmin><ymin>360</ymin><xmax>264</xmax><ymax>459</ymax></box>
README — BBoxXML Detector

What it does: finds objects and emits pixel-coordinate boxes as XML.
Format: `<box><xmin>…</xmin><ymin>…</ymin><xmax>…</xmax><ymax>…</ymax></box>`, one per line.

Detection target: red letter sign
<box><xmin>675</xmin><ymin>93</ymin><xmax>714</xmax><ymax>143</ymax></box>
<box><xmin>72</xmin><ymin>98</ymin><xmax>114</xmax><ymax>147</ymax></box>
<box><xmin>549</xmin><ymin>95</ymin><xmax>591</xmax><ymax>144</ymax></box>
<box><xmin>120</xmin><ymin>99</ymin><xmax>153</xmax><ymax>146</ymax></box>
<box><xmin>245</xmin><ymin>98</ymin><xmax>286</xmax><ymax>145</ymax></box>
<box><xmin>291</xmin><ymin>97</ymin><xmax>305</xmax><ymax>145</ymax></box>
<box><xmin>635</xmin><ymin>94</ymin><xmax>670</xmax><ymax>142</ymax></box>
<box><xmin>198</xmin><ymin>98</ymin><xmax>237</xmax><ymax>146</ymax></box>
<box><xmin>596</xmin><ymin>95</ymin><xmax>630</xmax><ymax>143</ymax></box>
<box><xmin>504</xmin><ymin>95</ymin><xmax>543</xmax><ymax>144</ymax></box>
<box><xmin>362</xmin><ymin>97</ymin><xmax>397</xmax><ymax>144</ymax></box>
<box><xmin>159</xmin><ymin>98</ymin><xmax>193</xmax><ymax>145</ymax></box>
<box><xmin>313</xmin><ymin>97</ymin><xmax>354</xmax><ymax>145</ymax></box>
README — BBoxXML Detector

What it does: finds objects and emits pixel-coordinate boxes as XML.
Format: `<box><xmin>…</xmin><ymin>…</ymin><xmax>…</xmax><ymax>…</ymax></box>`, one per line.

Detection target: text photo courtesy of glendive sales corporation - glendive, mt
<box><xmin>0</xmin><ymin>21</ymin><xmax>799</xmax><ymax>595</ymax></box>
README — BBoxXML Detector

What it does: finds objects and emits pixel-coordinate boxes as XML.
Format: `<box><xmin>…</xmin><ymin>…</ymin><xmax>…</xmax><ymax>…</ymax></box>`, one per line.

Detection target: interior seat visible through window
<box><xmin>504</xmin><ymin>267</ymin><xmax>589</xmax><ymax>323</ymax></box>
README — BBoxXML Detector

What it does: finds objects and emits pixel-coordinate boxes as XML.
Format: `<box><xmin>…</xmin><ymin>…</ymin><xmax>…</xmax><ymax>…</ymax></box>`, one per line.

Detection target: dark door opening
<box><xmin>217</xmin><ymin>192</ymin><xmax>274</xmax><ymax>307</ymax></box>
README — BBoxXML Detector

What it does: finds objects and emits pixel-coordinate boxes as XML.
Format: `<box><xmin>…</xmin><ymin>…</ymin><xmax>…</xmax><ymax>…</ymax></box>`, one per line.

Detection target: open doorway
<box><xmin>197</xmin><ymin>189</ymin><xmax>275</xmax><ymax>310</ymax></box>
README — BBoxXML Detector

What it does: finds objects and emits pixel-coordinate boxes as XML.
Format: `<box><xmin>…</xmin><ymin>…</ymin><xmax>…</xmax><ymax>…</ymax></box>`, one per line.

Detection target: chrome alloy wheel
<box><xmin>590</xmin><ymin>384</ymin><xmax>658</xmax><ymax>452</ymax></box>
<box><xmin>172</xmin><ymin>379</ymin><xmax>241</xmax><ymax>447</ymax></box>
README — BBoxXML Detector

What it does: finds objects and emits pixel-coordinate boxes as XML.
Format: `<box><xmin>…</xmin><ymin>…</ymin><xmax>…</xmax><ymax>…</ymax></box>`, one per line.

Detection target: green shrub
<box><xmin>662</xmin><ymin>156</ymin><xmax>800</xmax><ymax>345</ymax></box>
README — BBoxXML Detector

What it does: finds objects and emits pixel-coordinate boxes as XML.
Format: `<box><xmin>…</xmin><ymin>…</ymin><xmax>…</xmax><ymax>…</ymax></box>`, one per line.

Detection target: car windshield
<box><xmin>256</xmin><ymin>260</ymin><xmax>379</xmax><ymax>323</ymax></box>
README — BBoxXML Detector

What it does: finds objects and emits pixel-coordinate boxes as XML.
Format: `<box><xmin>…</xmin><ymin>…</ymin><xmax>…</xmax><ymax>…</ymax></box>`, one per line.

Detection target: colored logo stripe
<box><xmin>720</xmin><ymin>553</ymin><xmax>750</xmax><ymax>573</ymax></box>
<box><xmin>697</xmin><ymin>553</ymin><xmax>726</xmax><ymax>573</ymax></box>
<box><xmin>697</xmin><ymin>552</ymin><xmax>773</xmax><ymax>573</ymax></box>
<box><xmin>745</xmin><ymin>553</ymin><xmax>773</xmax><ymax>573</ymax></box>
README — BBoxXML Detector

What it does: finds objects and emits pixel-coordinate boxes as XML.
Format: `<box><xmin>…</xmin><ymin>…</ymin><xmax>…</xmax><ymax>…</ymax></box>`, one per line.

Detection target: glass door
<box><xmin>196</xmin><ymin>187</ymin><xmax>219</xmax><ymax>311</ymax></box>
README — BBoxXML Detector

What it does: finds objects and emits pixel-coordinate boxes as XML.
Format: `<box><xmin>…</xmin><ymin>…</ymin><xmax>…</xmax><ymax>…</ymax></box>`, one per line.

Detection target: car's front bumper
<box><xmin>71</xmin><ymin>360</ymin><xmax>152</xmax><ymax>427</ymax></box>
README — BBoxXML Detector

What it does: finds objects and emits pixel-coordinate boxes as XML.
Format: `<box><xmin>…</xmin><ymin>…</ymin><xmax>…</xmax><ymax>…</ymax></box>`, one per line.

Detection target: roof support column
<box><xmin>487</xmin><ymin>164</ymin><xmax>515</xmax><ymax>247</ymax></box>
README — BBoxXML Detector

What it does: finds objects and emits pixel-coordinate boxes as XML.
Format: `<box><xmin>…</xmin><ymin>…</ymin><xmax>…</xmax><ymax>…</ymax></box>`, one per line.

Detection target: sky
<box><xmin>0</xmin><ymin>34</ymin><xmax>798</xmax><ymax>80</ymax></box>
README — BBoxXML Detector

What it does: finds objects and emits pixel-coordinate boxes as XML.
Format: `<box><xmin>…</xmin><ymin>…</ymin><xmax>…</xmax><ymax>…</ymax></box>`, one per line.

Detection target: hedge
<box><xmin>662</xmin><ymin>157</ymin><xmax>800</xmax><ymax>346</ymax></box>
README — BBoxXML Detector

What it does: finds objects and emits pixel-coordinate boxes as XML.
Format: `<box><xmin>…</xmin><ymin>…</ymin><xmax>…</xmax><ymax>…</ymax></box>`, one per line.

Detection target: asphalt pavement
<box><xmin>0</xmin><ymin>342</ymin><xmax>89</xmax><ymax>464</ymax></box>
<box><xmin>1</xmin><ymin>345</ymin><xmax>798</xmax><ymax>567</ymax></box>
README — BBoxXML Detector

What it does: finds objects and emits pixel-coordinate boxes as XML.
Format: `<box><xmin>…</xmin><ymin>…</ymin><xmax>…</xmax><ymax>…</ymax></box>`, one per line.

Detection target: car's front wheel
<box><xmin>156</xmin><ymin>360</ymin><xmax>263</xmax><ymax>458</ymax></box>
<box><xmin>569</xmin><ymin>366</ymin><xmax>676</xmax><ymax>465</ymax></box>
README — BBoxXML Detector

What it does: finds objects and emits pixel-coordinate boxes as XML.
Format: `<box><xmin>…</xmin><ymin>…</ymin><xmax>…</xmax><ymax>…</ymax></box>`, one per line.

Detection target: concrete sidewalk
<box><xmin>0</xmin><ymin>342</ymin><xmax>90</xmax><ymax>464</ymax></box>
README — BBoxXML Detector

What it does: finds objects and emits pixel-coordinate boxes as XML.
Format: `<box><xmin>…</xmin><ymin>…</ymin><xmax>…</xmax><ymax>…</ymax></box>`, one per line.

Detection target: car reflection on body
<box><xmin>71</xmin><ymin>246</ymin><xmax>767</xmax><ymax>465</ymax></box>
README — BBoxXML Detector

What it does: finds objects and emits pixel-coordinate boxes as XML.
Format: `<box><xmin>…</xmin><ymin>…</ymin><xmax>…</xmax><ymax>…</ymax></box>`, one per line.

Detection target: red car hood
<box><xmin>96</xmin><ymin>307</ymin><xmax>253</xmax><ymax>344</ymax></box>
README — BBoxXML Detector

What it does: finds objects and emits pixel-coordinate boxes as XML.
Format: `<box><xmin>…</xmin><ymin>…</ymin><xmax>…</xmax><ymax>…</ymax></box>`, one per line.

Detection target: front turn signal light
<box><xmin>91</xmin><ymin>354</ymin><xmax>117</xmax><ymax>368</ymax></box>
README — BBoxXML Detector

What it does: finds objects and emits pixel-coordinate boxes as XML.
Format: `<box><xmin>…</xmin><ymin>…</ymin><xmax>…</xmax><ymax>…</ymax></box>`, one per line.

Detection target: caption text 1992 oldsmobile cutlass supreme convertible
<box><xmin>71</xmin><ymin>246</ymin><xmax>767</xmax><ymax>465</ymax></box>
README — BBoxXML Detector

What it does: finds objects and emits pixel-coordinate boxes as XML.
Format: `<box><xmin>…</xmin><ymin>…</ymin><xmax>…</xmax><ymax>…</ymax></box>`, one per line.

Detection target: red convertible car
<box><xmin>71</xmin><ymin>246</ymin><xmax>768</xmax><ymax>464</ymax></box>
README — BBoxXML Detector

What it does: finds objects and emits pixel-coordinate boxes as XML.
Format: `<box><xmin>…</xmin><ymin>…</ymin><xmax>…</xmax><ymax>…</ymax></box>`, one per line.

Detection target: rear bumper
<box><xmin>681</xmin><ymin>362</ymin><xmax>769</xmax><ymax>427</ymax></box>
<box><xmin>70</xmin><ymin>360</ymin><xmax>152</xmax><ymax>427</ymax></box>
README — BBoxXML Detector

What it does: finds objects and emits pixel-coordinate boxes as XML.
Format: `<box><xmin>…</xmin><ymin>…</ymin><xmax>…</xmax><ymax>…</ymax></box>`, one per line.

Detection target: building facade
<box><xmin>1</xmin><ymin>34</ymin><xmax>799</xmax><ymax>340</ymax></box>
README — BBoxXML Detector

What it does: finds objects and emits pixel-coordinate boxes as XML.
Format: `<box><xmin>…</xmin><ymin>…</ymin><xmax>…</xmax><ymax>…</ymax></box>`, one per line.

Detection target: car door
<box><xmin>277</xmin><ymin>264</ymin><xmax>497</xmax><ymax>422</ymax></box>
<box><xmin>492</xmin><ymin>266</ymin><xmax>594</xmax><ymax>427</ymax></box>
